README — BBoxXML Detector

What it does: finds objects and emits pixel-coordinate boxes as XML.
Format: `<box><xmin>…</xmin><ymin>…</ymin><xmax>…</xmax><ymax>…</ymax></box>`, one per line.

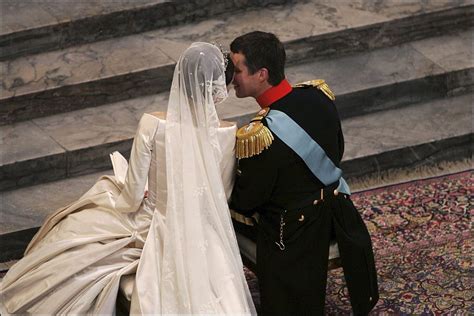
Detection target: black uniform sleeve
<box><xmin>230</xmin><ymin>147</ymin><xmax>278</xmax><ymax>216</ymax></box>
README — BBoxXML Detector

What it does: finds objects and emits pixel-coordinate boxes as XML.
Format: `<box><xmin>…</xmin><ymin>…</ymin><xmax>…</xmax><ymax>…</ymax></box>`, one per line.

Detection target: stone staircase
<box><xmin>1</xmin><ymin>0</ymin><xmax>473</xmax><ymax>261</ymax></box>
<box><xmin>1</xmin><ymin>0</ymin><xmax>290</xmax><ymax>60</ymax></box>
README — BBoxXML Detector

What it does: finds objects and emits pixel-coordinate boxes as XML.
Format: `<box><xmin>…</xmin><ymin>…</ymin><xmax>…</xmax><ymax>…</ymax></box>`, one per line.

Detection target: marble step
<box><xmin>1</xmin><ymin>30</ymin><xmax>473</xmax><ymax>191</ymax></box>
<box><xmin>0</xmin><ymin>0</ymin><xmax>289</xmax><ymax>61</ymax></box>
<box><xmin>1</xmin><ymin>92</ymin><xmax>472</xmax><ymax>261</ymax></box>
<box><xmin>2</xmin><ymin>1</ymin><xmax>473</xmax><ymax>124</ymax></box>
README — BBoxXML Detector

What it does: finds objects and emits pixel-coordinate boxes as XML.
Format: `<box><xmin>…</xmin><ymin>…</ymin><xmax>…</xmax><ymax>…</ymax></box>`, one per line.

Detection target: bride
<box><xmin>0</xmin><ymin>42</ymin><xmax>256</xmax><ymax>315</ymax></box>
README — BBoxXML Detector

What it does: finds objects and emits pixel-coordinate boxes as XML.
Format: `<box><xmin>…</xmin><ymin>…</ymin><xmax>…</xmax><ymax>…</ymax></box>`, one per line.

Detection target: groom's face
<box><xmin>231</xmin><ymin>52</ymin><xmax>261</xmax><ymax>98</ymax></box>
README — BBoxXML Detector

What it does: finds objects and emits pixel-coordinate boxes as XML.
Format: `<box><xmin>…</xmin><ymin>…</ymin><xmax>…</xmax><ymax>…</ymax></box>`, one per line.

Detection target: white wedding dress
<box><xmin>0</xmin><ymin>43</ymin><xmax>256</xmax><ymax>315</ymax></box>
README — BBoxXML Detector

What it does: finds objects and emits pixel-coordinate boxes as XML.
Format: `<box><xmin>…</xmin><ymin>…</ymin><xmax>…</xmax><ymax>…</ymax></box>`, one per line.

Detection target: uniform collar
<box><xmin>256</xmin><ymin>79</ymin><xmax>292</xmax><ymax>108</ymax></box>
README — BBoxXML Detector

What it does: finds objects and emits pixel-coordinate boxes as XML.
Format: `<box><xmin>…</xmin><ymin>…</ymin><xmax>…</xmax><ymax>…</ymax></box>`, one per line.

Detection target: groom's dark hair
<box><xmin>230</xmin><ymin>31</ymin><xmax>286</xmax><ymax>86</ymax></box>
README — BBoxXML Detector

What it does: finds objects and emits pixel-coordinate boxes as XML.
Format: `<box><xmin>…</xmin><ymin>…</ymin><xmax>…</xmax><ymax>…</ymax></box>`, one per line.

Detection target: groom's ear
<box><xmin>258</xmin><ymin>68</ymin><xmax>270</xmax><ymax>83</ymax></box>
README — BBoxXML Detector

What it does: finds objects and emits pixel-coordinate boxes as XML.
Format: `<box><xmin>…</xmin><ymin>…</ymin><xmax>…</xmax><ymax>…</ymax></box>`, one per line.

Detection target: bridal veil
<box><xmin>133</xmin><ymin>42</ymin><xmax>256</xmax><ymax>314</ymax></box>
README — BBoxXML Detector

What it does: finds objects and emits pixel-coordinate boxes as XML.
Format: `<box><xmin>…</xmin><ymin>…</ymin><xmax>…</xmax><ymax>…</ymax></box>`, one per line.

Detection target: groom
<box><xmin>229</xmin><ymin>31</ymin><xmax>379</xmax><ymax>315</ymax></box>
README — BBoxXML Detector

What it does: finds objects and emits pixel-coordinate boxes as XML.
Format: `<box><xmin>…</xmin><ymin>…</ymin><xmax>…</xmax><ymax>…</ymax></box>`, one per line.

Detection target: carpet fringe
<box><xmin>349</xmin><ymin>158</ymin><xmax>472</xmax><ymax>192</ymax></box>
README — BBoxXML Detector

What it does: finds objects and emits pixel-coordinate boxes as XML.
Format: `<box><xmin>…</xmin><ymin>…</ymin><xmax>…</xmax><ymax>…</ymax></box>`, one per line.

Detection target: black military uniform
<box><xmin>230</xmin><ymin>79</ymin><xmax>379</xmax><ymax>315</ymax></box>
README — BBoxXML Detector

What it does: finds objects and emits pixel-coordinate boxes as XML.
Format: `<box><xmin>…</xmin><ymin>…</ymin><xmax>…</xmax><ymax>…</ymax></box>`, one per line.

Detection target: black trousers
<box><xmin>256</xmin><ymin>194</ymin><xmax>378</xmax><ymax>315</ymax></box>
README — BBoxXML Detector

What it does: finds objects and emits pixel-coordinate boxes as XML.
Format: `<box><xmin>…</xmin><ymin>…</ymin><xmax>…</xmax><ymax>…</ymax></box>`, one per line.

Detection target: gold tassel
<box><xmin>317</xmin><ymin>81</ymin><xmax>335</xmax><ymax>101</ymax></box>
<box><xmin>236</xmin><ymin>122</ymin><xmax>274</xmax><ymax>159</ymax></box>
<box><xmin>293</xmin><ymin>79</ymin><xmax>336</xmax><ymax>101</ymax></box>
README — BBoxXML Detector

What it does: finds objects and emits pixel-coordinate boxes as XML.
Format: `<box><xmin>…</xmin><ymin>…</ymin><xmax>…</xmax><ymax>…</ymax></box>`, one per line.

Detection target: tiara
<box><xmin>212</xmin><ymin>41</ymin><xmax>230</xmax><ymax>69</ymax></box>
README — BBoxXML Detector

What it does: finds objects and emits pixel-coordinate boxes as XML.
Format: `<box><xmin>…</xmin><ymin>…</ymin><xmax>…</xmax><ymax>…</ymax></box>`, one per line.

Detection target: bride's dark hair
<box><xmin>224</xmin><ymin>53</ymin><xmax>234</xmax><ymax>86</ymax></box>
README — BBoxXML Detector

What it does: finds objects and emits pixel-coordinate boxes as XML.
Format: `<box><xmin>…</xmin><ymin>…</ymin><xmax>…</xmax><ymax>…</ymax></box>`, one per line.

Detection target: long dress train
<box><xmin>0</xmin><ymin>113</ymin><xmax>249</xmax><ymax>314</ymax></box>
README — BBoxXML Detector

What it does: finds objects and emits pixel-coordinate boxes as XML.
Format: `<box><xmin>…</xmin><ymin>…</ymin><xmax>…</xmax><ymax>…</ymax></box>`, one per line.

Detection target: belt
<box><xmin>273</xmin><ymin>181</ymin><xmax>349</xmax><ymax>251</ymax></box>
<box><xmin>312</xmin><ymin>181</ymin><xmax>349</xmax><ymax>206</ymax></box>
<box><xmin>283</xmin><ymin>180</ymin><xmax>349</xmax><ymax>212</ymax></box>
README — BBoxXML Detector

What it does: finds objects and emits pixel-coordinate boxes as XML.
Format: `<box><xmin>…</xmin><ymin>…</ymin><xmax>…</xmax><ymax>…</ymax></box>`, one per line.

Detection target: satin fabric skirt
<box><xmin>0</xmin><ymin>176</ymin><xmax>152</xmax><ymax>315</ymax></box>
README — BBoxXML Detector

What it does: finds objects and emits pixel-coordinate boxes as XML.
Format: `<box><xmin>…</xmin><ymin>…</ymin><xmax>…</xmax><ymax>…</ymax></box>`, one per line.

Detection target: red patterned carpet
<box><xmin>1</xmin><ymin>171</ymin><xmax>471</xmax><ymax>313</ymax></box>
<box><xmin>244</xmin><ymin>170</ymin><xmax>473</xmax><ymax>314</ymax></box>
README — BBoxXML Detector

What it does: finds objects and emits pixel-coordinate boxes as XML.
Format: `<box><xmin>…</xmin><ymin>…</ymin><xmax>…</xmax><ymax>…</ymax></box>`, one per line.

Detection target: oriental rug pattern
<box><xmin>244</xmin><ymin>170</ymin><xmax>473</xmax><ymax>314</ymax></box>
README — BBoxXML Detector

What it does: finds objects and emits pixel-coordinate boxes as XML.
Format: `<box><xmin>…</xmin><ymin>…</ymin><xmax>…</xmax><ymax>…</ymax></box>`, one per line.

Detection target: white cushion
<box><xmin>236</xmin><ymin>232</ymin><xmax>340</xmax><ymax>263</ymax></box>
<box><xmin>119</xmin><ymin>234</ymin><xmax>341</xmax><ymax>303</ymax></box>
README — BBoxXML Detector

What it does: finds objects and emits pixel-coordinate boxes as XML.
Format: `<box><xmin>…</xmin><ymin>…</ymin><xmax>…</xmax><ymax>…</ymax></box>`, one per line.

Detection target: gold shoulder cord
<box><xmin>293</xmin><ymin>79</ymin><xmax>336</xmax><ymax>101</ymax></box>
<box><xmin>235</xmin><ymin>108</ymin><xmax>274</xmax><ymax>159</ymax></box>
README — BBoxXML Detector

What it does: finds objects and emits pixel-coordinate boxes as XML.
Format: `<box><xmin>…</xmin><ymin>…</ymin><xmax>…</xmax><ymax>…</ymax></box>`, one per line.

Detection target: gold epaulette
<box><xmin>236</xmin><ymin>107</ymin><xmax>274</xmax><ymax>159</ymax></box>
<box><xmin>293</xmin><ymin>79</ymin><xmax>336</xmax><ymax>101</ymax></box>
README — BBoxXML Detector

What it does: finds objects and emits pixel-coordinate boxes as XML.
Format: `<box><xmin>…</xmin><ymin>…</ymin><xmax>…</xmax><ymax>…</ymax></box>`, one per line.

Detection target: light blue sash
<box><xmin>265</xmin><ymin>110</ymin><xmax>351</xmax><ymax>195</ymax></box>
